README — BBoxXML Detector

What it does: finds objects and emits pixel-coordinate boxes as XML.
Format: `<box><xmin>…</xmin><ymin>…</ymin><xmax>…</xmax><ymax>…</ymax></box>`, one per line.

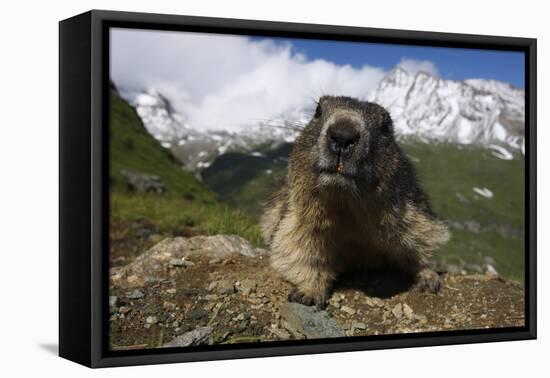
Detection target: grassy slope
<box><xmin>109</xmin><ymin>90</ymin><xmax>263</xmax><ymax>263</ymax></box>
<box><xmin>203</xmin><ymin>141</ymin><xmax>525</xmax><ymax>282</ymax></box>
<box><xmin>403</xmin><ymin>143</ymin><xmax>525</xmax><ymax>282</ymax></box>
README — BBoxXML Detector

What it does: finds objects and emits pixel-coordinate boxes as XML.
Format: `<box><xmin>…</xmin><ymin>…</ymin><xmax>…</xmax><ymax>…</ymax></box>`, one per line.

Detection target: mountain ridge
<box><xmin>117</xmin><ymin>69</ymin><xmax>525</xmax><ymax>171</ymax></box>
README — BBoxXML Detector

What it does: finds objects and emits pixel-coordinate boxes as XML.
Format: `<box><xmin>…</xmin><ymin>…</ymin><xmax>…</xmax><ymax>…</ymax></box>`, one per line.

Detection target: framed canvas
<box><xmin>59</xmin><ymin>9</ymin><xmax>536</xmax><ymax>368</ymax></box>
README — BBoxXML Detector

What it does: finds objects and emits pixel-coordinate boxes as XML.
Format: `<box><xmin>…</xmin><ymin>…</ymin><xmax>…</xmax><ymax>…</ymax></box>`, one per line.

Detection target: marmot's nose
<box><xmin>327</xmin><ymin>124</ymin><xmax>360</xmax><ymax>153</ymax></box>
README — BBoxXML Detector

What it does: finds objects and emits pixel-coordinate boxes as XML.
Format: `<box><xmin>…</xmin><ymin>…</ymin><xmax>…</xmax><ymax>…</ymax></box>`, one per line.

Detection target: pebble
<box><xmin>186</xmin><ymin>309</ymin><xmax>209</xmax><ymax>320</ymax></box>
<box><xmin>402</xmin><ymin>303</ymin><xmax>414</xmax><ymax>319</ymax></box>
<box><xmin>365</xmin><ymin>297</ymin><xmax>384</xmax><ymax>307</ymax></box>
<box><xmin>169</xmin><ymin>258</ymin><xmax>186</xmax><ymax>267</ymax></box>
<box><xmin>341</xmin><ymin>305</ymin><xmax>356</xmax><ymax>315</ymax></box>
<box><xmin>209</xmin><ymin>280</ymin><xmax>235</xmax><ymax>295</ymax></box>
<box><xmin>146</xmin><ymin>316</ymin><xmax>157</xmax><ymax>324</ymax></box>
<box><xmin>392</xmin><ymin>303</ymin><xmax>403</xmax><ymax>319</ymax></box>
<box><xmin>109</xmin><ymin>296</ymin><xmax>118</xmax><ymax>308</ymax></box>
<box><xmin>236</xmin><ymin>312</ymin><xmax>250</xmax><ymax>321</ymax></box>
<box><xmin>126</xmin><ymin>289</ymin><xmax>145</xmax><ymax>299</ymax></box>
<box><xmin>352</xmin><ymin>322</ymin><xmax>367</xmax><ymax>330</ymax></box>
<box><xmin>238</xmin><ymin>279</ymin><xmax>257</xmax><ymax>295</ymax></box>
<box><xmin>163</xmin><ymin>301</ymin><xmax>176</xmax><ymax>311</ymax></box>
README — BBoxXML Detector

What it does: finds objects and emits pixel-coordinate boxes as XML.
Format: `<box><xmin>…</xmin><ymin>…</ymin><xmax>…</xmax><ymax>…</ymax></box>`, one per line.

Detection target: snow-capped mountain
<box><xmin>122</xmin><ymin>89</ymin><xmax>302</xmax><ymax>171</ymax></box>
<box><xmin>131</xmin><ymin>89</ymin><xmax>188</xmax><ymax>145</ymax></box>
<box><xmin>118</xmin><ymin>69</ymin><xmax>524</xmax><ymax>171</ymax></box>
<box><xmin>367</xmin><ymin>68</ymin><xmax>525</xmax><ymax>152</ymax></box>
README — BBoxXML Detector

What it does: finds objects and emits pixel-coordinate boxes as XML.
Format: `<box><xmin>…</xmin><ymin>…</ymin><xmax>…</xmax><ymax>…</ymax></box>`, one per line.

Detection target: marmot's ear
<box><xmin>381</xmin><ymin>112</ymin><xmax>394</xmax><ymax>135</ymax></box>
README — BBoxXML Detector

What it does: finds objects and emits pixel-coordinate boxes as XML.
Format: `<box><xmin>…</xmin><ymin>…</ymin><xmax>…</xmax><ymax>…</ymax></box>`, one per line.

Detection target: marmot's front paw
<box><xmin>288</xmin><ymin>286</ymin><xmax>327</xmax><ymax>310</ymax></box>
<box><xmin>417</xmin><ymin>268</ymin><xmax>442</xmax><ymax>293</ymax></box>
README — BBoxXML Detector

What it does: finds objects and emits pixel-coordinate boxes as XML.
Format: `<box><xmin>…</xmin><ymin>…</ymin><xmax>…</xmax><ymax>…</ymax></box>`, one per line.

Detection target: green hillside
<box><xmin>109</xmin><ymin>89</ymin><xmax>262</xmax><ymax>264</ymax></box>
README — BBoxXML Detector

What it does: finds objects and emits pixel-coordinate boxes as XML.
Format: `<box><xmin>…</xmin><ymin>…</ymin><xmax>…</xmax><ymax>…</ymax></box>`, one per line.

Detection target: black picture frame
<box><xmin>59</xmin><ymin>9</ymin><xmax>537</xmax><ymax>368</ymax></box>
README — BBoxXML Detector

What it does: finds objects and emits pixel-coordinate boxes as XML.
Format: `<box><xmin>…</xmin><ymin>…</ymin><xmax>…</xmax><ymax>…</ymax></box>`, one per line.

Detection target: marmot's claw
<box><xmin>417</xmin><ymin>268</ymin><xmax>442</xmax><ymax>293</ymax></box>
<box><xmin>288</xmin><ymin>287</ymin><xmax>327</xmax><ymax>310</ymax></box>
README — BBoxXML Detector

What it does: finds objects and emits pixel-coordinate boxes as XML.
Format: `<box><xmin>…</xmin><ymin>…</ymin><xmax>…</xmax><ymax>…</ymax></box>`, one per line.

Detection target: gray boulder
<box><xmin>279</xmin><ymin>303</ymin><xmax>345</xmax><ymax>339</ymax></box>
<box><xmin>120</xmin><ymin>169</ymin><xmax>166</xmax><ymax>194</ymax></box>
<box><xmin>110</xmin><ymin>235</ymin><xmax>266</xmax><ymax>288</ymax></box>
<box><xmin>162</xmin><ymin>327</ymin><xmax>212</xmax><ymax>348</ymax></box>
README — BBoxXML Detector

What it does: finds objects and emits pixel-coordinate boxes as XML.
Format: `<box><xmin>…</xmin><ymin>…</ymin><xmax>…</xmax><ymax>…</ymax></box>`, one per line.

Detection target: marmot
<box><xmin>261</xmin><ymin>96</ymin><xmax>450</xmax><ymax>309</ymax></box>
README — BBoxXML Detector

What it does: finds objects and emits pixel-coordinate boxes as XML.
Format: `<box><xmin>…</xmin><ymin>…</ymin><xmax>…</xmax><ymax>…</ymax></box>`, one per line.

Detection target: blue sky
<box><xmin>257</xmin><ymin>37</ymin><xmax>525</xmax><ymax>88</ymax></box>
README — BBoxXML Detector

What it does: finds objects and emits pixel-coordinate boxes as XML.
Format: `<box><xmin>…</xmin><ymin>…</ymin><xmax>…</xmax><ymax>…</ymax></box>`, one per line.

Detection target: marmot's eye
<box><xmin>314</xmin><ymin>103</ymin><xmax>322</xmax><ymax>119</ymax></box>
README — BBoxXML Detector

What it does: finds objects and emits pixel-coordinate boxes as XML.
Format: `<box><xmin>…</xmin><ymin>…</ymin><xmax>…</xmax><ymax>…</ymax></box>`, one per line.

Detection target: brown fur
<box><xmin>261</xmin><ymin>96</ymin><xmax>450</xmax><ymax>308</ymax></box>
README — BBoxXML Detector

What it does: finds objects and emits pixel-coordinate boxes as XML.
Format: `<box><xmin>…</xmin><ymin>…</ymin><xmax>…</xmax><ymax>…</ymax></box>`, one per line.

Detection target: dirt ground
<box><xmin>109</xmin><ymin>244</ymin><xmax>525</xmax><ymax>350</ymax></box>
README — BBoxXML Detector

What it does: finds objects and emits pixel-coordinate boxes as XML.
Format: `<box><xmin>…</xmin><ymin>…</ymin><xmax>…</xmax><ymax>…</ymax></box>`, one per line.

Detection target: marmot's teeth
<box><xmin>337</xmin><ymin>161</ymin><xmax>344</xmax><ymax>174</ymax></box>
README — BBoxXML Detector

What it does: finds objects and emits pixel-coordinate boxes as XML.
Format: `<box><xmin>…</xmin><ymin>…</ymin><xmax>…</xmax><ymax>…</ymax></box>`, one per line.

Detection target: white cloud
<box><xmin>397</xmin><ymin>58</ymin><xmax>439</xmax><ymax>77</ymax></box>
<box><xmin>111</xmin><ymin>28</ymin><xmax>388</xmax><ymax>132</ymax></box>
<box><xmin>111</xmin><ymin>30</ymin><xmax>441</xmax><ymax>132</ymax></box>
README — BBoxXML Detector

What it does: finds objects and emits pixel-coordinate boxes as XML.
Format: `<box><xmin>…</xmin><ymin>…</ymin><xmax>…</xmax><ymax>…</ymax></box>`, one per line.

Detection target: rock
<box><xmin>484</xmin><ymin>264</ymin><xmax>498</xmax><ymax>275</ymax></box>
<box><xmin>120</xmin><ymin>169</ymin><xmax>166</xmax><ymax>194</ymax></box>
<box><xmin>163</xmin><ymin>301</ymin><xmax>176</xmax><ymax>311</ymax></box>
<box><xmin>205</xmin><ymin>294</ymin><xmax>219</xmax><ymax>301</ymax></box>
<box><xmin>162</xmin><ymin>327</ymin><xmax>213</xmax><ymax>348</ymax></box>
<box><xmin>146</xmin><ymin>316</ymin><xmax>157</xmax><ymax>324</ymax></box>
<box><xmin>464</xmin><ymin>220</ymin><xmax>482</xmax><ymax>234</ymax></box>
<box><xmin>186</xmin><ymin>309</ymin><xmax>209</xmax><ymax>320</ymax></box>
<box><xmin>236</xmin><ymin>313</ymin><xmax>250</xmax><ymax>321</ymax></box>
<box><xmin>109</xmin><ymin>296</ymin><xmax>118</xmax><ymax>308</ymax></box>
<box><xmin>352</xmin><ymin>322</ymin><xmax>367</xmax><ymax>330</ymax></box>
<box><xmin>465</xmin><ymin>263</ymin><xmax>483</xmax><ymax>273</ymax></box>
<box><xmin>168</xmin><ymin>258</ymin><xmax>185</xmax><ymax>267</ymax></box>
<box><xmin>211</xmin><ymin>280</ymin><xmax>235</xmax><ymax>295</ymax></box>
<box><xmin>392</xmin><ymin>303</ymin><xmax>403</xmax><ymax>319</ymax></box>
<box><xmin>402</xmin><ymin>303</ymin><xmax>414</xmax><ymax>319</ymax></box>
<box><xmin>279</xmin><ymin>303</ymin><xmax>345</xmax><ymax>339</ymax></box>
<box><xmin>238</xmin><ymin>279</ymin><xmax>257</xmax><ymax>295</ymax></box>
<box><xmin>446</xmin><ymin>264</ymin><xmax>463</xmax><ymax>274</ymax></box>
<box><xmin>119</xmin><ymin>306</ymin><xmax>131</xmax><ymax>315</ymax></box>
<box><xmin>110</xmin><ymin>235</ymin><xmax>265</xmax><ymax>289</ymax></box>
<box><xmin>365</xmin><ymin>297</ymin><xmax>384</xmax><ymax>307</ymax></box>
<box><xmin>126</xmin><ymin>289</ymin><xmax>145</xmax><ymax>299</ymax></box>
<box><xmin>341</xmin><ymin>305</ymin><xmax>356</xmax><ymax>315</ymax></box>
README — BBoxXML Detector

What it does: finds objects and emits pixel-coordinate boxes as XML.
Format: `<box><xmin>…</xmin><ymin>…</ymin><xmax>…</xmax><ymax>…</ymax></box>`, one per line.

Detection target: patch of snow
<box><xmin>489</xmin><ymin>144</ymin><xmax>513</xmax><ymax>160</ymax></box>
<box><xmin>473</xmin><ymin>187</ymin><xmax>494</xmax><ymax>199</ymax></box>
<box><xmin>196</xmin><ymin>161</ymin><xmax>211</xmax><ymax>169</ymax></box>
